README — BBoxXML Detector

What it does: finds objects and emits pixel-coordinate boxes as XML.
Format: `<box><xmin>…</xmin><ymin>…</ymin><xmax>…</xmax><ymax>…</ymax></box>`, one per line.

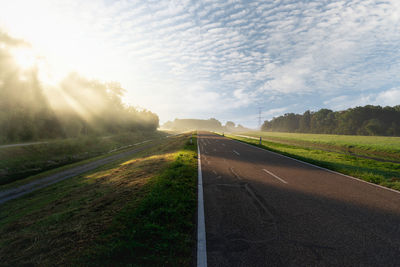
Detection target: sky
<box><xmin>0</xmin><ymin>0</ymin><xmax>400</xmax><ymax>128</ymax></box>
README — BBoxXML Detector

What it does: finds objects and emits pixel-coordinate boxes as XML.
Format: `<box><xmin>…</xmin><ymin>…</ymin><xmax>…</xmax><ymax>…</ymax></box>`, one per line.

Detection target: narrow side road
<box><xmin>0</xmin><ymin>133</ymin><xmax>185</xmax><ymax>204</ymax></box>
<box><xmin>0</xmin><ymin>141</ymin><xmax>49</xmax><ymax>149</ymax></box>
<box><xmin>198</xmin><ymin>132</ymin><xmax>400</xmax><ymax>266</ymax></box>
<box><xmin>0</xmin><ymin>143</ymin><xmax>155</xmax><ymax>204</ymax></box>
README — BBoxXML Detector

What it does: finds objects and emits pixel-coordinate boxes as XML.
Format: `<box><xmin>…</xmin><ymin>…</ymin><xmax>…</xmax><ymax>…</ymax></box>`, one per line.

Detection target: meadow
<box><xmin>0</xmin><ymin>133</ymin><xmax>197</xmax><ymax>266</ymax></box>
<box><xmin>225</xmin><ymin>132</ymin><xmax>400</xmax><ymax>191</ymax></box>
<box><xmin>0</xmin><ymin>131</ymin><xmax>168</xmax><ymax>187</ymax></box>
<box><xmin>238</xmin><ymin>131</ymin><xmax>400</xmax><ymax>162</ymax></box>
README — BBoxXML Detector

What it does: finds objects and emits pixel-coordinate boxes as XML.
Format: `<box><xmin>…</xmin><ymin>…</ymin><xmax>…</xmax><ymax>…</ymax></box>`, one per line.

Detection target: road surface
<box><xmin>198</xmin><ymin>132</ymin><xmax>400</xmax><ymax>266</ymax></box>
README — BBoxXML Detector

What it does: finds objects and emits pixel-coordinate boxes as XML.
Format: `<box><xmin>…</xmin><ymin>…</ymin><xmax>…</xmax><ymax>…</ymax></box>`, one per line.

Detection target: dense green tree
<box><xmin>262</xmin><ymin>105</ymin><xmax>400</xmax><ymax>136</ymax></box>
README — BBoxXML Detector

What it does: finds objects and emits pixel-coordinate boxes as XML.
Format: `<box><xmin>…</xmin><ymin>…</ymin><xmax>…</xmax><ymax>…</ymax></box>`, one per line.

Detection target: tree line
<box><xmin>162</xmin><ymin>118</ymin><xmax>248</xmax><ymax>132</ymax></box>
<box><xmin>261</xmin><ymin>105</ymin><xmax>400</xmax><ymax>136</ymax></box>
<box><xmin>0</xmin><ymin>32</ymin><xmax>159</xmax><ymax>143</ymax></box>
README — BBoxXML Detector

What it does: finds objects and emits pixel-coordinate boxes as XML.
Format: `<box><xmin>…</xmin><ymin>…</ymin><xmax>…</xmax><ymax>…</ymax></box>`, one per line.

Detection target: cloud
<box><xmin>1</xmin><ymin>0</ymin><xmax>400</xmax><ymax>127</ymax></box>
<box><xmin>263</xmin><ymin>107</ymin><xmax>288</xmax><ymax>118</ymax></box>
<box><xmin>376</xmin><ymin>88</ymin><xmax>400</xmax><ymax>106</ymax></box>
<box><xmin>324</xmin><ymin>87</ymin><xmax>400</xmax><ymax>111</ymax></box>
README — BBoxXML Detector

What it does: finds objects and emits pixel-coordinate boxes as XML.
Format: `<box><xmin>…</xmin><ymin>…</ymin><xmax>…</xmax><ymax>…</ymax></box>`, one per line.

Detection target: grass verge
<box><xmin>0</xmin><ymin>131</ymin><xmax>168</xmax><ymax>186</ymax></box>
<box><xmin>0</xmin><ymin>133</ymin><xmax>197</xmax><ymax>266</ymax></box>
<box><xmin>225</xmin><ymin>134</ymin><xmax>400</xmax><ymax>191</ymax></box>
<box><xmin>237</xmin><ymin>131</ymin><xmax>400</xmax><ymax>162</ymax></box>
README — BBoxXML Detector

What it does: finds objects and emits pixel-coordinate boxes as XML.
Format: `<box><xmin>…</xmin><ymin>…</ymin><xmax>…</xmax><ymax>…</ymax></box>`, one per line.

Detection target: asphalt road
<box><xmin>198</xmin><ymin>132</ymin><xmax>400</xmax><ymax>266</ymax></box>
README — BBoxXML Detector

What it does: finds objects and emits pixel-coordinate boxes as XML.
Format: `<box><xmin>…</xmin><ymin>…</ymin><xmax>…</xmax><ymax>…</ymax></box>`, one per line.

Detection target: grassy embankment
<box><xmin>0</xmin><ymin>133</ymin><xmax>197</xmax><ymax>266</ymax></box>
<box><xmin>0</xmin><ymin>131</ymin><xmax>168</xmax><ymax>187</ymax></box>
<box><xmin>239</xmin><ymin>131</ymin><xmax>400</xmax><ymax>162</ymax></box>
<box><xmin>225</xmin><ymin>132</ymin><xmax>400</xmax><ymax>191</ymax></box>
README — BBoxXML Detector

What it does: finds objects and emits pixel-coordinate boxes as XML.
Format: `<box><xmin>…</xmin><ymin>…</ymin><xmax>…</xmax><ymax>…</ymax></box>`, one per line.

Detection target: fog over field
<box><xmin>1</xmin><ymin>2</ymin><xmax>400</xmax><ymax>266</ymax></box>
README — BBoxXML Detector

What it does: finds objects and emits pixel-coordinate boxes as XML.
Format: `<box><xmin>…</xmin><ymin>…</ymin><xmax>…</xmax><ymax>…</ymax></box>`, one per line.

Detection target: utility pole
<box><xmin>258</xmin><ymin>107</ymin><xmax>263</xmax><ymax>130</ymax></box>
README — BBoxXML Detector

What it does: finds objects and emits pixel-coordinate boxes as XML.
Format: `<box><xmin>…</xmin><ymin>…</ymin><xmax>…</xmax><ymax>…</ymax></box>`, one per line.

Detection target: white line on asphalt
<box><xmin>212</xmin><ymin>170</ymin><xmax>217</xmax><ymax>175</ymax></box>
<box><xmin>221</xmin><ymin>143</ymin><xmax>226</xmax><ymax>146</ymax></box>
<box><xmin>262</xmin><ymin>169</ymin><xmax>288</xmax><ymax>184</ymax></box>
<box><xmin>197</xmin><ymin>134</ymin><xmax>208</xmax><ymax>267</ymax></box>
<box><xmin>230</xmin><ymin>167</ymin><xmax>242</xmax><ymax>180</ymax></box>
<box><xmin>230</xmin><ymin>138</ymin><xmax>400</xmax><ymax>195</ymax></box>
<box><xmin>233</xmin><ymin>150</ymin><xmax>240</xmax><ymax>156</ymax></box>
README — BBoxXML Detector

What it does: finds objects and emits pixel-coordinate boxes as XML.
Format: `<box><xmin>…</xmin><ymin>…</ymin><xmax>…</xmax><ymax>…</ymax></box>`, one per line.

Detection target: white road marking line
<box><xmin>262</xmin><ymin>169</ymin><xmax>288</xmax><ymax>184</ymax></box>
<box><xmin>212</xmin><ymin>170</ymin><xmax>217</xmax><ymax>175</ymax></box>
<box><xmin>197</xmin><ymin>135</ymin><xmax>208</xmax><ymax>267</ymax></box>
<box><xmin>233</xmin><ymin>150</ymin><xmax>240</xmax><ymax>156</ymax></box>
<box><xmin>231</xmin><ymin>138</ymin><xmax>400</xmax><ymax>195</ymax></box>
<box><xmin>221</xmin><ymin>143</ymin><xmax>226</xmax><ymax>146</ymax></box>
<box><xmin>230</xmin><ymin>167</ymin><xmax>242</xmax><ymax>180</ymax></box>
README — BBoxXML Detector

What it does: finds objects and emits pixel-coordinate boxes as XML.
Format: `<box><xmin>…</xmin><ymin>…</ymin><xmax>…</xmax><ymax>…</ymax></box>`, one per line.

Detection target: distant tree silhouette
<box><xmin>163</xmin><ymin>118</ymin><xmax>223</xmax><ymax>131</ymax></box>
<box><xmin>261</xmin><ymin>105</ymin><xmax>400</xmax><ymax>136</ymax></box>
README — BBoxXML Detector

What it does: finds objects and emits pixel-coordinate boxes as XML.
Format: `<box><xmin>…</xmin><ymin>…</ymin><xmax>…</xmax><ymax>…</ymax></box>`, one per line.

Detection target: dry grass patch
<box><xmin>0</xmin><ymin>135</ymin><xmax>191</xmax><ymax>266</ymax></box>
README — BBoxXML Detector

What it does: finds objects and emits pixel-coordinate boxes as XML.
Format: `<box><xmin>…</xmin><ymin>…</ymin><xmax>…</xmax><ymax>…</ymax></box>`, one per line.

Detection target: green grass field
<box><xmin>225</xmin><ymin>132</ymin><xmax>400</xmax><ymax>191</ymax></box>
<box><xmin>237</xmin><ymin>131</ymin><xmax>400</xmax><ymax>162</ymax></box>
<box><xmin>0</xmin><ymin>133</ymin><xmax>197</xmax><ymax>266</ymax></box>
<box><xmin>0</xmin><ymin>131</ymin><xmax>168</xmax><ymax>186</ymax></box>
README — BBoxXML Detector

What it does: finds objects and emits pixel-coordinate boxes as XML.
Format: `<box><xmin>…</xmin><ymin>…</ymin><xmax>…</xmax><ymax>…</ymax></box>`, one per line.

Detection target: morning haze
<box><xmin>0</xmin><ymin>0</ymin><xmax>399</xmax><ymax>266</ymax></box>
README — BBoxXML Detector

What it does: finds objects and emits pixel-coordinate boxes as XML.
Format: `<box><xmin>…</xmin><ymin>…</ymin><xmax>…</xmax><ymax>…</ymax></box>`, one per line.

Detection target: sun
<box><xmin>11</xmin><ymin>48</ymin><xmax>37</xmax><ymax>70</ymax></box>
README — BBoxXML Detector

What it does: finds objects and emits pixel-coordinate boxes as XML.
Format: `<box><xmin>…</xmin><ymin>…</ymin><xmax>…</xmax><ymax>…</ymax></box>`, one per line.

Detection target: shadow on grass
<box><xmin>0</xmin><ymin>135</ymin><xmax>197</xmax><ymax>266</ymax></box>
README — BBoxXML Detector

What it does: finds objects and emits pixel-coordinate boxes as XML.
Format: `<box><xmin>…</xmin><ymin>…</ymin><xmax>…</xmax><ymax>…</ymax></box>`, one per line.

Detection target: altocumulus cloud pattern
<box><xmin>1</xmin><ymin>0</ymin><xmax>400</xmax><ymax>126</ymax></box>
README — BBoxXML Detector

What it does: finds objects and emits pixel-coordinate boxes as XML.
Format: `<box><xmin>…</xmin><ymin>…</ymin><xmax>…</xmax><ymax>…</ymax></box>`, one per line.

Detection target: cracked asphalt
<box><xmin>198</xmin><ymin>132</ymin><xmax>400</xmax><ymax>266</ymax></box>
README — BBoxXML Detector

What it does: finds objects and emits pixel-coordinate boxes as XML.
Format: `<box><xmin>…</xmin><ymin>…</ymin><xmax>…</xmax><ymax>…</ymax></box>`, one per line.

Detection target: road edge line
<box><xmin>225</xmin><ymin>134</ymin><xmax>400</xmax><ymax>195</ymax></box>
<box><xmin>197</xmin><ymin>133</ymin><xmax>208</xmax><ymax>267</ymax></box>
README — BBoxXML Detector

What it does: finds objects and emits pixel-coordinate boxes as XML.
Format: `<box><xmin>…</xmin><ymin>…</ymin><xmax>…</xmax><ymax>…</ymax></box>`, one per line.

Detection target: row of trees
<box><xmin>162</xmin><ymin>118</ymin><xmax>224</xmax><ymax>131</ymax></box>
<box><xmin>0</xmin><ymin>32</ymin><xmax>159</xmax><ymax>143</ymax></box>
<box><xmin>162</xmin><ymin>118</ymin><xmax>248</xmax><ymax>132</ymax></box>
<box><xmin>261</xmin><ymin>105</ymin><xmax>400</xmax><ymax>136</ymax></box>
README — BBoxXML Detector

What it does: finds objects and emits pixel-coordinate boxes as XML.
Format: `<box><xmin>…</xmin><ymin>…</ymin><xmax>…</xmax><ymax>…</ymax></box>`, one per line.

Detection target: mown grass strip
<box><xmin>225</xmin><ymin>134</ymin><xmax>400</xmax><ymax>191</ymax></box>
<box><xmin>0</xmin><ymin>131</ymin><xmax>168</xmax><ymax>187</ymax></box>
<box><xmin>80</xmin><ymin>135</ymin><xmax>197</xmax><ymax>266</ymax></box>
<box><xmin>0</xmin><ymin>134</ymin><xmax>197</xmax><ymax>266</ymax></box>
